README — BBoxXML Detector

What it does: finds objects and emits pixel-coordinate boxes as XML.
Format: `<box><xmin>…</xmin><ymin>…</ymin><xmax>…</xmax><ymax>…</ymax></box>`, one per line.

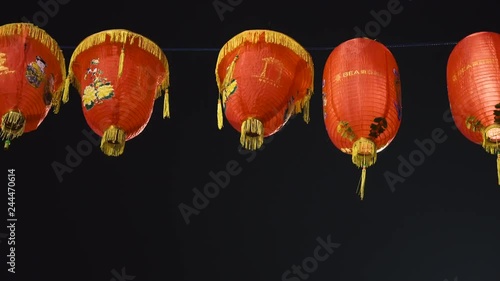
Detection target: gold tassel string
<box><xmin>118</xmin><ymin>45</ymin><xmax>125</xmax><ymax>78</ymax></box>
<box><xmin>357</xmin><ymin>166</ymin><xmax>367</xmax><ymax>200</ymax></box>
<box><xmin>62</xmin><ymin>73</ymin><xmax>72</xmax><ymax>104</ymax></box>
<box><xmin>163</xmin><ymin>89</ymin><xmax>170</xmax><ymax>119</ymax></box>
<box><xmin>352</xmin><ymin>138</ymin><xmax>376</xmax><ymax>200</ymax></box>
<box><xmin>355</xmin><ymin>153</ymin><xmax>367</xmax><ymax>200</ymax></box>
<box><xmin>217</xmin><ymin>96</ymin><xmax>223</xmax><ymax>129</ymax></box>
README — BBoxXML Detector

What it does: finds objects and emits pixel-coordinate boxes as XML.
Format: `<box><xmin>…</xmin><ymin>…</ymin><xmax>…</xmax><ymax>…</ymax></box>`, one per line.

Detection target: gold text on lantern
<box><xmin>333</xmin><ymin>69</ymin><xmax>384</xmax><ymax>82</ymax></box>
<box><xmin>0</xmin><ymin>53</ymin><xmax>15</xmax><ymax>75</ymax></box>
<box><xmin>451</xmin><ymin>58</ymin><xmax>498</xmax><ymax>82</ymax></box>
<box><xmin>252</xmin><ymin>57</ymin><xmax>284</xmax><ymax>87</ymax></box>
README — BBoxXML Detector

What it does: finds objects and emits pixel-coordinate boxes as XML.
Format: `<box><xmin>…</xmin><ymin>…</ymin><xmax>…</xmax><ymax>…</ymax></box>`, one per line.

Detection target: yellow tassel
<box><xmin>303</xmin><ymin>95</ymin><xmax>310</xmax><ymax>124</ymax></box>
<box><xmin>163</xmin><ymin>90</ymin><xmax>170</xmax><ymax>119</ymax></box>
<box><xmin>1</xmin><ymin>111</ymin><xmax>26</xmax><ymax>142</ymax></box>
<box><xmin>100</xmin><ymin>125</ymin><xmax>126</xmax><ymax>157</ymax></box>
<box><xmin>358</xmin><ymin>167</ymin><xmax>366</xmax><ymax>200</ymax></box>
<box><xmin>3</xmin><ymin>140</ymin><xmax>10</xmax><ymax>150</ymax></box>
<box><xmin>217</xmin><ymin>98</ymin><xmax>223</xmax><ymax>129</ymax></box>
<box><xmin>497</xmin><ymin>154</ymin><xmax>500</xmax><ymax>185</ymax></box>
<box><xmin>352</xmin><ymin>138</ymin><xmax>376</xmax><ymax>200</ymax></box>
<box><xmin>240</xmin><ymin>118</ymin><xmax>264</xmax><ymax>150</ymax></box>
<box><xmin>118</xmin><ymin>46</ymin><xmax>125</xmax><ymax>77</ymax></box>
<box><xmin>62</xmin><ymin>75</ymin><xmax>71</xmax><ymax>104</ymax></box>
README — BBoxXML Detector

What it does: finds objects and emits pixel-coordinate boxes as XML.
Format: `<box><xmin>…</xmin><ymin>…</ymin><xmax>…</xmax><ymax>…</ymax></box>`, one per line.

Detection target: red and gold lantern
<box><xmin>447</xmin><ymin>31</ymin><xmax>500</xmax><ymax>184</ymax></box>
<box><xmin>0</xmin><ymin>22</ymin><xmax>66</xmax><ymax>149</ymax></box>
<box><xmin>215</xmin><ymin>29</ymin><xmax>314</xmax><ymax>150</ymax></box>
<box><xmin>322</xmin><ymin>38</ymin><xmax>402</xmax><ymax>199</ymax></box>
<box><xmin>63</xmin><ymin>29</ymin><xmax>170</xmax><ymax>156</ymax></box>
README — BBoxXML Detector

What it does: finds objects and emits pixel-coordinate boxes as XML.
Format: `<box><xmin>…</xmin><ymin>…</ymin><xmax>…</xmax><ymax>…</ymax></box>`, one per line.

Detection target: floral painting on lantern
<box><xmin>26</xmin><ymin>56</ymin><xmax>46</xmax><ymax>88</ymax></box>
<box><xmin>82</xmin><ymin>58</ymin><xmax>115</xmax><ymax>110</ymax></box>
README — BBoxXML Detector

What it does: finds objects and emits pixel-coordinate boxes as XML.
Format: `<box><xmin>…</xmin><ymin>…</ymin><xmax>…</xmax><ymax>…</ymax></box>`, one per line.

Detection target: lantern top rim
<box><xmin>0</xmin><ymin>22</ymin><xmax>66</xmax><ymax>70</ymax></box>
<box><xmin>330</xmin><ymin>37</ymin><xmax>393</xmax><ymax>57</ymax></box>
<box><xmin>0</xmin><ymin>22</ymin><xmax>67</xmax><ymax>113</ymax></box>
<box><xmin>457</xmin><ymin>30</ymin><xmax>500</xmax><ymax>42</ymax></box>
<box><xmin>68</xmin><ymin>28</ymin><xmax>168</xmax><ymax>70</ymax></box>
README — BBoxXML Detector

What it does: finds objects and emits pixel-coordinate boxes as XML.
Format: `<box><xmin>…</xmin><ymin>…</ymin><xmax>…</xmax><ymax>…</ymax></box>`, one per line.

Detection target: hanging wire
<box><xmin>58</xmin><ymin>41</ymin><xmax>458</xmax><ymax>52</ymax></box>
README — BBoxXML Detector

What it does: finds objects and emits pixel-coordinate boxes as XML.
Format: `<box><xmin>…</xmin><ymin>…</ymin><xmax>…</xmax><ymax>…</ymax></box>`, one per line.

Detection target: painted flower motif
<box><xmin>96</xmin><ymin>83</ymin><xmax>114</xmax><ymax>100</ymax></box>
<box><xmin>81</xmin><ymin>58</ymin><xmax>115</xmax><ymax>110</ymax></box>
<box><xmin>26</xmin><ymin>56</ymin><xmax>46</xmax><ymax>88</ymax></box>
<box><xmin>82</xmin><ymin>85</ymin><xmax>97</xmax><ymax>110</ymax></box>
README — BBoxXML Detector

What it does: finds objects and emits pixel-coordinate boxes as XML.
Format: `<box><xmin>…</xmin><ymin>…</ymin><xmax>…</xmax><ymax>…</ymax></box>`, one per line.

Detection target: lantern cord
<box><xmin>59</xmin><ymin>41</ymin><xmax>459</xmax><ymax>52</ymax></box>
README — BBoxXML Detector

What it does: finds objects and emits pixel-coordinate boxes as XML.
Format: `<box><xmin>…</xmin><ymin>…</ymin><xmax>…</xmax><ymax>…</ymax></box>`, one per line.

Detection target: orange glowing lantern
<box><xmin>0</xmin><ymin>22</ymin><xmax>66</xmax><ymax>149</ymax></box>
<box><xmin>215</xmin><ymin>29</ymin><xmax>314</xmax><ymax>150</ymax></box>
<box><xmin>322</xmin><ymin>38</ymin><xmax>402</xmax><ymax>199</ymax></box>
<box><xmin>63</xmin><ymin>29</ymin><xmax>170</xmax><ymax>156</ymax></box>
<box><xmin>447</xmin><ymin>31</ymin><xmax>500</xmax><ymax>184</ymax></box>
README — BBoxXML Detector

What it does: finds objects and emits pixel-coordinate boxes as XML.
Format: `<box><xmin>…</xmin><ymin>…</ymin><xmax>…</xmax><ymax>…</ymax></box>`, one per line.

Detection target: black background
<box><xmin>2</xmin><ymin>0</ymin><xmax>500</xmax><ymax>280</ymax></box>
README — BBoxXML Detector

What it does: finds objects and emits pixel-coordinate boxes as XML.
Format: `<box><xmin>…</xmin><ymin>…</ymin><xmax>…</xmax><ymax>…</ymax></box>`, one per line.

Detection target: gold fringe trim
<box><xmin>0</xmin><ymin>23</ymin><xmax>66</xmax><ymax>114</ymax></box>
<box><xmin>481</xmin><ymin>124</ymin><xmax>500</xmax><ymax>154</ymax></box>
<box><xmin>215</xmin><ymin>29</ymin><xmax>314</xmax><ymax>92</ymax></box>
<box><xmin>352</xmin><ymin>137</ymin><xmax>377</xmax><ymax>167</ymax></box>
<box><xmin>352</xmin><ymin>137</ymin><xmax>377</xmax><ymax>200</ymax></box>
<box><xmin>100</xmin><ymin>125</ymin><xmax>126</xmax><ymax>157</ymax></box>
<box><xmin>1</xmin><ymin>110</ymin><xmax>26</xmax><ymax>148</ymax></box>
<box><xmin>240</xmin><ymin>118</ymin><xmax>264</xmax><ymax>150</ymax></box>
<box><xmin>65</xmin><ymin>29</ymin><xmax>170</xmax><ymax>109</ymax></box>
<box><xmin>481</xmin><ymin>124</ymin><xmax>500</xmax><ymax>185</ymax></box>
<box><xmin>293</xmin><ymin>89</ymin><xmax>313</xmax><ymax>123</ymax></box>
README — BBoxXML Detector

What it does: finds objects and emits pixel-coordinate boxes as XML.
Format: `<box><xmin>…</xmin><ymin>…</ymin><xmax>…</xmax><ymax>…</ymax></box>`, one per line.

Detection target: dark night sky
<box><xmin>2</xmin><ymin>1</ymin><xmax>500</xmax><ymax>281</ymax></box>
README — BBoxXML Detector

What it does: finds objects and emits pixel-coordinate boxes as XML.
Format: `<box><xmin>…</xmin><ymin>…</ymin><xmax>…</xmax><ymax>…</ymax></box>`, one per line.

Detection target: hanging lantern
<box><xmin>215</xmin><ymin>29</ymin><xmax>314</xmax><ymax>150</ymax></box>
<box><xmin>63</xmin><ymin>29</ymin><xmax>170</xmax><ymax>156</ymax></box>
<box><xmin>0</xmin><ymin>22</ymin><xmax>66</xmax><ymax>149</ymax></box>
<box><xmin>446</xmin><ymin>31</ymin><xmax>500</xmax><ymax>184</ymax></box>
<box><xmin>322</xmin><ymin>38</ymin><xmax>402</xmax><ymax>199</ymax></box>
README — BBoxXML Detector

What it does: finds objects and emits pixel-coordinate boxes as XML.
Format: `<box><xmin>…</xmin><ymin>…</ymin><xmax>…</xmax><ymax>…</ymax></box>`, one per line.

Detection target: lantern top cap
<box><xmin>454</xmin><ymin>31</ymin><xmax>500</xmax><ymax>46</ymax></box>
<box><xmin>337</xmin><ymin>37</ymin><xmax>391</xmax><ymax>53</ymax></box>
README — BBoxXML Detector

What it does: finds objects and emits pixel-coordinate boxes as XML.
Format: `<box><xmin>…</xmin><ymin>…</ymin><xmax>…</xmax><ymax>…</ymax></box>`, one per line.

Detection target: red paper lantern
<box><xmin>322</xmin><ymin>38</ymin><xmax>402</xmax><ymax>199</ymax></box>
<box><xmin>63</xmin><ymin>29</ymin><xmax>170</xmax><ymax>156</ymax></box>
<box><xmin>0</xmin><ymin>22</ymin><xmax>66</xmax><ymax>149</ymax></box>
<box><xmin>215</xmin><ymin>29</ymin><xmax>314</xmax><ymax>150</ymax></box>
<box><xmin>447</xmin><ymin>31</ymin><xmax>500</xmax><ymax>184</ymax></box>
